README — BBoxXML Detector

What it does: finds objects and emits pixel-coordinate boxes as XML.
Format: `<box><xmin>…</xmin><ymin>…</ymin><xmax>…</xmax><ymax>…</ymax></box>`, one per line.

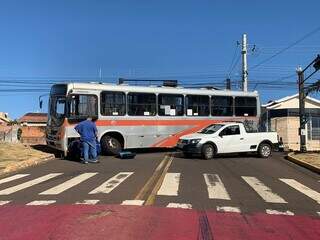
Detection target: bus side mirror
<box><xmin>39</xmin><ymin>100</ymin><xmax>43</xmax><ymax>109</ymax></box>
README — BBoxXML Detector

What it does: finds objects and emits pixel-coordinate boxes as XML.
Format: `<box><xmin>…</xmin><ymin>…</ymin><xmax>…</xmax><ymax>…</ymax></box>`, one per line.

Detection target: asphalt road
<box><xmin>0</xmin><ymin>150</ymin><xmax>319</xmax><ymax>217</ymax></box>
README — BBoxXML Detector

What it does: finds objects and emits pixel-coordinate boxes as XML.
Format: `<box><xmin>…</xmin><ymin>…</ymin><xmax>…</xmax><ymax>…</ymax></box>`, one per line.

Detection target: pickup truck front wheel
<box><xmin>202</xmin><ymin>144</ymin><xmax>215</xmax><ymax>160</ymax></box>
<box><xmin>258</xmin><ymin>143</ymin><xmax>272</xmax><ymax>158</ymax></box>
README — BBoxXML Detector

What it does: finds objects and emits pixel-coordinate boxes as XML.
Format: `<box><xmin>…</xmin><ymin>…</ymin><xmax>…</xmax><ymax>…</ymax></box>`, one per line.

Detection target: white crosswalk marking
<box><xmin>121</xmin><ymin>200</ymin><xmax>145</xmax><ymax>206</ymax></box>
<box><xmin>216</xmin><ymin>206</ymin><xmax>241</xmax><ymax>213</ymax></box>
<box><xmin>0</xmin><ymin>200</ymin><xmax>11</xmax><ymax>205</ymax></box>
<box><xmin>0</xmin><ymin>174</ymin><xmax>30</xmax><ymax>185</ymax></box>
<box><xmin>27</xmin><ymin>200</ymin><xmax>56</xmax><ymax>206</ymax></box>
<box><xmin>89</xmin><ymin>172</ymin><xmax>134</xmax><ymax>194</ymax></box>
<box><xmin>242</xmin><ymin>176</ymin><xmax>287</xmax><ymax>203</ymax></box>
<box><xmin>280</xmin><ymin>178</ymin><xmax>320</xmax><ymax>203</ymax></box>
<box><xmin>266</xmin><ymin>209</ymin><xmax>294</xmax><ymax>216</ymax></box>
<box><xmin>75</xmin><ymin>200</ymin><xmax>100</xmax><ymax>205</ymax></box>
<box><xmin>157</xmin><ymin>173</ymin><xmax>180</xmax><ymax>196</ymax></box>
<box><xmin>203</xmin><ymin>174</ymin><xmax>231</xmax><ymax>200</ymax></box>
<box><xmin>0</xmin><ymin>173</ymin><xmax>62</xmax><ymax>195</ymax></box>
<box><xmin>39</xmin><ymin>173</ymin><xmax>97</xmax><ymax>195</ymax></box>
<box><xmin>166</xmin><ymin>203</ymin><xmax>192</xmax><ymax>209</ymax></box>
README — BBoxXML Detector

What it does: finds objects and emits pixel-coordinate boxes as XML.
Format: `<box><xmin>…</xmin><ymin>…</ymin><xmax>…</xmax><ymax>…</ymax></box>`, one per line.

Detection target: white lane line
<box><xmin>0</xmin><ymin>174</ymin><xmax>30</xmax><ymax>185</ymax></box>
<box><xmin>203</xmin><ymin>174</ymin><xmax>231</xmax><ymax>200</ymax></box>
<box><xmin>280</xmin><ymin>178</ymin><xmax>320</xmax><ymax>204</ymax></box>
<box><xmin>216</xmin><ymin>206</ymin><xmax>241</xmax><ymax>213</ymax></box>
<box><xmin>39</xmin><ymin>173</ymin><xmax>97</xmax><ymax>195</ymax></box>
<box><xmin>166</xmin><ymin>203</ymin><xmax>192</xmax><ymax>209</ymax></box>
<box><xmin>75</xmin><ymin>200</ymin><xmax>100</xmax><ymax>205</ymax></box>
<box><xmin>242</xmin><ymin>176</ymin><xmax>287</xmax><ymax>203</ymax></box>
<box><xmin>89</xmin><ymin>172</ymin><xmax>134</xmax><ymax>194</ymax></box>
<box><xmin>266</xmin><ymin>209</ymin><xmax>294</xmax><ymax>216</ymax></box>
<box><xmin>0</xmin><ymin>173</ymin><xmax>63</xmax><ymax>195</ymax></box>
<box><xmin>157</xmin><ymin>173</ymin><xmax>180</xmax><ymax>196</ymax></box>
<box><xmin>27</xmin><ymin>200</ymin><xmax>56</xmax><ymax>206</ymax></box>
<box><xmin>121</xmin><ymin>200</ymin><xmax>145</xmax><ymax>206</ymax></box>
<box><xmin>0</xmin><ymin>200</ymin><xmax>11</xmax><ymax>205</ymax></box>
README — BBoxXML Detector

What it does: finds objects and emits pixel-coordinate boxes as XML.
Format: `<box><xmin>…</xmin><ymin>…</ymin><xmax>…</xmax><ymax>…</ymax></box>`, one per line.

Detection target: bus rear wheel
<box><xmin>101</xmin><ymin>135</ymin><xmax>122</xmax><ymax>155</ymax></box>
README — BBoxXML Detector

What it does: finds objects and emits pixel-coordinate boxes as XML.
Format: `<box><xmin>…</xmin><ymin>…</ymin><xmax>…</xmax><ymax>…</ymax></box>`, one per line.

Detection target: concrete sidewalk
<box><xmin>0</xmin><ymin>143</ymin><xmax>54</xmax><ymax>175</ymax></box>
<box><xmin>287</xmin><ymin>152</ymin><xmax>320</xmax><ymax>174</ymax></box>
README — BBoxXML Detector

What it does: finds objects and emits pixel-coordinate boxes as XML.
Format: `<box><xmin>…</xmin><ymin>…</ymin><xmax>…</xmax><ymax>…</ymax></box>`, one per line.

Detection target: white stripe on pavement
<box><xmin>121</xmin><ymin>200</ymin><xmax>145</xmax><ymax>206</ymax></box>
<box><xmin>0</xmin><ymin>173</ymin><xmax>63</xmax><ymax>195</ymax></box>
<box><xmin>216</xmin><ymin>206</ymin><xmax>241</xmax><ymax>213</ymax></box>
<box><xmin>75</xmin><ymin>200</ymin><xmax>100</xmax><ymax>205</ymax></box>
<box><xmin>266</xmin><ymin>209</ymin><xmax>294</xmax><ymax>216</ymax></box>
<box><xmin>242</xmin><ymin>176</ymin><xmax>287</xmax><ymax>203</ymax></box>
<box><xmin>203</xmin><ymin>174</ymin><xmax>231</xmax><ymax>200</ymax></box>
<box><xmin>279</xmin><ymin>178</ymin><xmax>320</xmax><ymax>204</ymax></box>
<box><xmin>0</xmin><ymin>174</ymin><xmax>30</xmax><ymax>185</ymax></box>
<box><xmin>0</xmin><ymin>200</ymin><xmax>11</xmax><ymax>205</ymax></box>
<box><xmin>27</xmin><ymin>200</ymin><xmax>56</xmax><ymax>206</ymax></box>
<box><xmin>166</xmin><ymin>203</ymin><xmax>192</xmax><ymax>209</ymax></box>
<box><xmin>89</xmin><ymin>172</ymin><xmax>134</xmax><ymax>194</ymax></box>
<box><xmin>157</xmin><ymin>173</ymin><xmax>180</xmax><ymax>196</ymax></box>
<box><xmin>39</xmin><ymin>173</ymin><xmax>97</xmax><ymax>195</ymax></box>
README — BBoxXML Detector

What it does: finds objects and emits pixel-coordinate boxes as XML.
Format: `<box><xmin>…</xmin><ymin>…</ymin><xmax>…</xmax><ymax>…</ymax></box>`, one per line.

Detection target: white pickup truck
<box><xmin>176</xmin><ymin>122</ymin><xmax>279</xmax><ymax>159</ymax></box>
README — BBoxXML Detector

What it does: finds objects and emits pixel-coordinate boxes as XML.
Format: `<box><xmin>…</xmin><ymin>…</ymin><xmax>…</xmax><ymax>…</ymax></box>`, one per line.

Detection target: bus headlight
<box><xmin>190</xmin><ymin>139</ymin><xmax>201</xmax><ymax>145</ymax></box>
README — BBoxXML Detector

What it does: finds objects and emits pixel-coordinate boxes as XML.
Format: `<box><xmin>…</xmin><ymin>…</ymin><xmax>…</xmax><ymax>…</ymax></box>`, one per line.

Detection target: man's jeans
<box><xmin>82</xmin><ymin>140</ymin><xmax>97</xmax><ymax>162</ymax></box>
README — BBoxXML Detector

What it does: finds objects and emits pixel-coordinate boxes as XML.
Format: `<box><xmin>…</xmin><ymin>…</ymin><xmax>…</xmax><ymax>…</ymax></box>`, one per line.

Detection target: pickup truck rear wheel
<box><xmin>258</xmin><ymin>143</ymin><xmax>272</xmax><ymax>158</ymax></box>
<box><xmin>202</xmin><ymin>144</ymin><xmax>215</xmax><ymax>160</ymax></box>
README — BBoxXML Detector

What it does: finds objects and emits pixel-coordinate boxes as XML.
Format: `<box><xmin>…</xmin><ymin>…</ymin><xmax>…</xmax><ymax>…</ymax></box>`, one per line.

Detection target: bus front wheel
<box><xmin>101</xmin><ymin>135</ymin><xmax>122</xmax><ymax>155</ymax></box>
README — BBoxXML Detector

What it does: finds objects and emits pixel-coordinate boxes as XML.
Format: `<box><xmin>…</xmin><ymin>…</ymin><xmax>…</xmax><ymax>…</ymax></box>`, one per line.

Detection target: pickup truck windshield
<box><xmin>198</xmin><ymin>124</ymin><xmax>224</xmax><ymax>134</ymax></box>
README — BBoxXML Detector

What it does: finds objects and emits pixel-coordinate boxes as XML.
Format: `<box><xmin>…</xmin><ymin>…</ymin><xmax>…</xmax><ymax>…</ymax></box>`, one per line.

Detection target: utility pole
<box><xmin>296</xmin><ymin>54</ymin><xmax>320</xmax><ymax>153</ymax></box>
<box><xmin>242</xmin><ymin>33</ymin><xmax>248</xmax><ymax>92</ymax></box>
<box><xmin>297</xmin><ymin>67</ymin><xmax>307</xmax><ymax>152</ymax></box>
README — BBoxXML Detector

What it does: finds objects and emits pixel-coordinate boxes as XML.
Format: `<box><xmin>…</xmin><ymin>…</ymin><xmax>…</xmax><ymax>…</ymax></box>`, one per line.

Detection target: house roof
<box><xmin>19</xmin><ymin>113</ymin><xmax>48</xmax><ymax>123</ymax></box>
<box><xmin>262</xmin><ymin>93</ymin><xmax>320</xmax><ymax>108</ymax></box>
<box><xmin>0</xmin><ymin>112</ymin><xmax>11</xmax><ymax>123</ymax></box>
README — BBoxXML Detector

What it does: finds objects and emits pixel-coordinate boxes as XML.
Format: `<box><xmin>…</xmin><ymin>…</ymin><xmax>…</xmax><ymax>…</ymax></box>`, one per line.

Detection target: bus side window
<box><xmin>211</xmin><ymin>96</ymin><xmax>233</xmax><ymax>116</ymax></box>
<box><xmin>235</xmin><ymin>97</ymin><xmax>257</xmax><ymax>116</ymax></box>
<box><xmin>186</xmin><ymin>95</ymin><xmax>209</xmax><ymax>116</ymax></box>
<box><xmin>101</xmin><ymin>91</ymin><xmax>126</xmax><ymax>116</ymax></box>
<box><xmin>128</xmin><ymin>92</ymin><xmax>156</xmax><ymax>116</ymax></box>
<box><xmin>158</xmin><ymin>94</ymin><xmax>184</xmax><ymax>116</ymax></box>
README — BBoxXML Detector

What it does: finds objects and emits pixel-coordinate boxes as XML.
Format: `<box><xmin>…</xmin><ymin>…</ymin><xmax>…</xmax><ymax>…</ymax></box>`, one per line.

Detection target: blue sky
<box><xmin>0</xmin><ymin>0</ymin><xmax>319</xmax><ymax>119</ymax></box>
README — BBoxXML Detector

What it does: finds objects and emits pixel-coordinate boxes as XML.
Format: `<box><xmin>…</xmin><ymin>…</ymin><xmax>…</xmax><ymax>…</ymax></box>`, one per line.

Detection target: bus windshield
<box><xmin>198</xmin><ymin>124</ymin><xmax>225</xmax><ymax>134</ymax></box>
<box><xmin>48</xmin><ymin>96</ymin><xmax>66</xmax><ymax>126</ymax></box>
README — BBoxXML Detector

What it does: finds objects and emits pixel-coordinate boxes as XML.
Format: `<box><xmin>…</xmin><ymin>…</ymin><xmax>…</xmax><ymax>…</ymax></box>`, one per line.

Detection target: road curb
<box><xmin>286</xmin><ymin>152</ymin><xmax>320</xmax><ymax>174</ymax></box>
<box><xmin>0</xmin><ymin>154</ymin><xmax>55</xmax><ymax>176</ymax></box>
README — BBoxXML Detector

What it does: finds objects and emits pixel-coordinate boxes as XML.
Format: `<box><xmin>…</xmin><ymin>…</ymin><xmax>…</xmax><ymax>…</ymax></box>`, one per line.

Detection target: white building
<box><xmin>261</xmin><ymin>94</ymin><xmax>320</xmax><ymax>151</ymax></box>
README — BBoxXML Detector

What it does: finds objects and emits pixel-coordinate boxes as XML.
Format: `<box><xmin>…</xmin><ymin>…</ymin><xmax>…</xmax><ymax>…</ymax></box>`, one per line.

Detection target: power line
<box><xmin>250</xmin><ymin>26</ymin><xmax>320</xmax><ymax>70</ymax></box>
<box><xmin>227</xmin><ymin>42</ymin><xmax>240</xmax><ymax>77</ymax></box>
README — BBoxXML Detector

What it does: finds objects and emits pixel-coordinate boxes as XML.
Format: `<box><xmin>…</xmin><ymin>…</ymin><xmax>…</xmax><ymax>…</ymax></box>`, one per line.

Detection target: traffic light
<box><xmin>313</xmin><ymin>55</ymin><xmax>320</xmax><ymax>71</ymax></box>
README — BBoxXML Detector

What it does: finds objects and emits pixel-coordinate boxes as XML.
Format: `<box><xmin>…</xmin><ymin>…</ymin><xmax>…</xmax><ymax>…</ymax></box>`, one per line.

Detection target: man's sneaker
<box><xmin>81</xmin><ymin>160</ymin><xmax>89</xmax><ymax>164</ymax></box>
<box><xmin>88</xmin><ymin>159</ymin><xmax>99</xmax><ymax>163</ymax></box>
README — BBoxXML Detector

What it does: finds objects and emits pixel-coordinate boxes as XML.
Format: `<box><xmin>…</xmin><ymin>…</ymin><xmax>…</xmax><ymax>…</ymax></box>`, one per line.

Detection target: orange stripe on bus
<box><xmin>151</xmin><ymin>120</ymin><xmax>221</xmax><ymax>147</ymax></box>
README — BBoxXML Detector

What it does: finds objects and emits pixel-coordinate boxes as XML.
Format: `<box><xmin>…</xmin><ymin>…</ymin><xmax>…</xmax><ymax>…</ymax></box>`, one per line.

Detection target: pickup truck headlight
<box><xmin>189</xmin><ymin>139</ymin><xmax>201</xmax><ymax>145</ymax></box>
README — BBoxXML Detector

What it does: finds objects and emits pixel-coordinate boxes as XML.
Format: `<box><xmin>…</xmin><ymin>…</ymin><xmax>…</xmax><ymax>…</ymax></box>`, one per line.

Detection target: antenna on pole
<box><xmin>99</xmin><ymin>67</ymin><xmax>102</xmax><ymax>81</ymax></box>
<box><xmin>242</xmin><ymin>33</ymin><xmax>248</xmax><ymax>91</ymax></box>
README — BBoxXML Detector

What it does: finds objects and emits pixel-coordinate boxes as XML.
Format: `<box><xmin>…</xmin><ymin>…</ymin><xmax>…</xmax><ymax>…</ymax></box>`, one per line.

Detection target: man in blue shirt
<box><xmin>75</xmin><ymin>117</ymin><xmax>99</xmax><ymax>164</ymax></box>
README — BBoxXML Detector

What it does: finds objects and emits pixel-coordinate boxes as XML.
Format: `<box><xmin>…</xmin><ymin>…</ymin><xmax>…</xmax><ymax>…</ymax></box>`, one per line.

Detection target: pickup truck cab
<box><xmin>176</xmin><ymin>122</ymin><xmax>279</xmax><ymax>159</ymax></box>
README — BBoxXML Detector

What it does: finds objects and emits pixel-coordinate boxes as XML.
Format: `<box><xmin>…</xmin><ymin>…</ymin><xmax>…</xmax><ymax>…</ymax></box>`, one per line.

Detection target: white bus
<box><xmin>46</xmin><ymin>82</ymin><xmax>260</xmax><ymax>156</ymax></box>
